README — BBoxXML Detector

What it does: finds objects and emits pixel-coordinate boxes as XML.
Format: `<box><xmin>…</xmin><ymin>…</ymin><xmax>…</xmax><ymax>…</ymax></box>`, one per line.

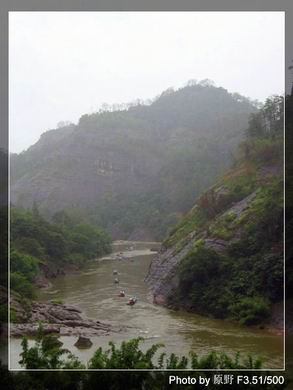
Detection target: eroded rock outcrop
<box><xmin>145</xmin><ymin>163</ymin><xmax>283</xmax><ymax>327</ymax></box>
<box><xmin>10</xmin><ymin>298</ymin><xmax>121</xmax><ymax>337</ymax></box>
<box><xmin>145</xmin><ymin>241</ymin><xmax>194</xmax><ymax>304</ymax></box>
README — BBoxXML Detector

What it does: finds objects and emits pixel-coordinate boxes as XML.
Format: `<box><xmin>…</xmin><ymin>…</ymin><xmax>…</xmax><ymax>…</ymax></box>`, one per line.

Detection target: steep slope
<box><xmin>11</xmin><ymin>82</ymin><xmax>256</xmax><ymax>239</ymax></box>
<box><xmin>146</xmin><ymin>113</ymin><xmax>283</xmax><ymax>326</ymax></box>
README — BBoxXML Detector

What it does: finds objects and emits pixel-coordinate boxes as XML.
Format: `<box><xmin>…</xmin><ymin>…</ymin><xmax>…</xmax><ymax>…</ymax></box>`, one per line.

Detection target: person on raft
<box><xmin>119</xmin><ymin>290</ymin><xmax>125</xmax><ymax>297</ymax></box>
<box><xmin>127</xmin><ymin>297</ymin><xmax>137</xmax><ymax>305</ymax></box>
<box><xmin>114</xmin><ymin>278</ymin><xmax>119</xmax><ymax>284</ymax></box>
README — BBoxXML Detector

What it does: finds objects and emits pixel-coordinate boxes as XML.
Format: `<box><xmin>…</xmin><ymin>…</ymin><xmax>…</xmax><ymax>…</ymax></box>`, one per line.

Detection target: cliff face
<box><xmin>146</xmin><ymin>186</ymin><xmax>260</xmax><ymax>303</ymax></box>
<box><xmin>10</xmin><ymin>83</ymin><xmax>255</xmax><ymax>239</ymax></box>
<box><xmin>146</xmin><ymin>154</ymin><xmax>283</xmax><ymax>325</ymax></box>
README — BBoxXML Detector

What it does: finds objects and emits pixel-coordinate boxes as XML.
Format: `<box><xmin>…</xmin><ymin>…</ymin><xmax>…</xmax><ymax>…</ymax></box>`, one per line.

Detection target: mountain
<box><xmin>146</xmin><ymin>96</ymin><xmax>283</xmax><ymax>326</ymax></box>
<box><xmin>11</xmin><ymin>81</ymin><xmax>256</xmax><ymax>240</ymax></box>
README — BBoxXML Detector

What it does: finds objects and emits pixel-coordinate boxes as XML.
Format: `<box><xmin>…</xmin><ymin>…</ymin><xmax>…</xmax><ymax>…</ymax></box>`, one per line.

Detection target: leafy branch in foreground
<box><xmin>19</xmin><ymin>324</ymin><xmax>85</xmax><ymax>369</ymax></box>
<box><xmin>19</xmin><ymin>327</ymin><xmax>263</xmax><ymax>370</ymax></box>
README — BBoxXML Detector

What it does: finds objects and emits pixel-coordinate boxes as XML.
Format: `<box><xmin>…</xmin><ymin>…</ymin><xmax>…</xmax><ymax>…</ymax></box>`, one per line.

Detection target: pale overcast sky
<box><xmin>9</xmin><ymin>12</ymin><xmax>284</xmax><ymax>153</ymax></box>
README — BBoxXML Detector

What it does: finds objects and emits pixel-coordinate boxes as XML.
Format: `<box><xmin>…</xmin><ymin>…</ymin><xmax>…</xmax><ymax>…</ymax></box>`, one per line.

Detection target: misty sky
<box><xmin>9</xmin><ymin>12</ymin><xmax>284</xmax><ymax>153</ymax></box>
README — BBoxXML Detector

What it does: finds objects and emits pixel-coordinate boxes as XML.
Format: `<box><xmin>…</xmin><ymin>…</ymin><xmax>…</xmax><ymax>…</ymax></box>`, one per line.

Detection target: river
<box><xmin>9</xmin><ymin>241</ymin><xmax>284</xmax><ymax>369</ymax></box>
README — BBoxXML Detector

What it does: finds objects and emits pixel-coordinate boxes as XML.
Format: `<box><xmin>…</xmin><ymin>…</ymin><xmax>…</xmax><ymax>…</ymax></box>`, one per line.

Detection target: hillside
<box><xmin>10</xmin><ymin>81</ymin><xmax>256</xmax><ymax>240</ymax></box>
<box><xmin>146</xmin><ymin>96</ymin><xmax>284</xmax><ymax>327</ymax></box>
<box><xmin>9</xmin><ymin>206</ymin><xmax>112</xmax><ymax>305</ymax></box>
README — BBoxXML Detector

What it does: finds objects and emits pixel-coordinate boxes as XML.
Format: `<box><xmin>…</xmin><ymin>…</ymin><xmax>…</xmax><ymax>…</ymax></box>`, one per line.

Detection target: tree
<box><xmin>10</xmin><ymin>250</ymin><xmax>39</xmax><ymax>281</ymax></box>
<box><xmin>246</xmin><ymin>95</ymin><xmax>283</xmax><ymax>139</ymax></box>
<box><xmin>10</xmin><ymin>272</ymin><xmax>35</xmax><ymax>299</ymax></box>
<box><xmin>57</xmin><ymin>121</ymin><xmax>72</xmax><ymax>128</ymax></box>
<box><xmin>199</xmin><ymin>79</ymin><xmax>215</xmax><ymax>87</ymax></box>
<box><xmin>19</xmin><ymin>325</ymin><xmax>84</xmax><ymax>369</ymax></box>
<box><xmin>186</xmin><ymin>79</ymin><xmax>197</xmax><ymax>87</ymax></box>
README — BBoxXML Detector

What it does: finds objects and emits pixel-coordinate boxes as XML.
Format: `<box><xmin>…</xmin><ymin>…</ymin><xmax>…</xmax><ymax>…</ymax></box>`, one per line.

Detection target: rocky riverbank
<box><xmin>10</xmin><ymin>297</ymin><xmax>123</xmax><ymax>338</ymax></box>
<box><xmin>10</xmin><ymin>241</ymin><xmax>161</xmax><ymax>339</ymax></box>
<box><xmin>145</xmin><ymin>165</ymin><xmax>284</xmax><ymax>335</ymax></box>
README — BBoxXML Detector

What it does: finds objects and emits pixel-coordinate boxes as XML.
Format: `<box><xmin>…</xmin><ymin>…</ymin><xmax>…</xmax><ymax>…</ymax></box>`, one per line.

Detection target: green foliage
<box><xmin>163</xmin><ymin>164</ymin><xmax>259</xmax><ymax>249</ymax></box>
<box><xmin>176</xmin><ymin>247</ymin><xmax>232</xmax><ymax>318</ymax></box>
<box><xmin>209</xmin><ymin>217</ymin><xmax>234</xmax><ymax>240</ymax></box>
<box><xmin>20</xmin><ymin>328</ymin><xmax>264</xmax><ymax>371</ymax></box>
<box><xmin>13</xmin><ymin>237</ymin><xmax>46</xmax><ymax>259</ymax></box>
<box><xmin>19</xmin><ymin>325</ymin><xmax>85</xmax><ymax>369</ymax></box>
<box><xmin>240</xmin><ymin>95</ymin><xmax>283</xmax><ymax>168</ymax></box>
<box><xmin>246</xmin><ymin>95</ymin><xmax>283</xmax><ymax>139</ymax></box>
<box><xmin>10</xmin><ymin>273</ymin><xmax>35</xmax><ymax>299</ymax></box>
<box><xmin>10</xmin><ymin>207</ymin><xmax>112</xmax><ymax>298</ymax></box>
<box><xmin>171</xmin><ymin>177</ymin><xmax>284</xmax><ymax>324</ymax></box>
<box><xmin>239</xmin><ymin>138</ymin><xmax>283</xmax><ymax>166</ymax></box>
<box><xmin>11</xmin><ymin>207</ymin><xmax>112</xmax><ymax>264</ymax></box>
<box><xmin>88</xmin><ymin>337</ymin><xmax>164</xmax><ymax>369</ymax></box>
<box><xmin>163</xmin><ymin>206</ymin><xmax>207</xmax><ymax>248</ymax></box>
<box><xmin>50</xmin><ymin>299</ymin><xmax>63</xmax><ymax>305</ymax></box>
<box><xmin>10</xmin><ymin>250</ymin><xmax>39</xmax><ymax>281</ymax></box>
<box><xmin>224</xmin><ymin>167</ymin><xmax>257</xmax><ymax>200</ymax></box>
<box><xmin>189</xmin><ymin>350</ymin><xmax>263</xmax><ymax>370</ymax></box>
<box><xmin>172</xmin><ymin>176</ymin><xmax>283</xmax><ymax>323</ymax></box>
<box><xmin>163</xmin><ymin>95</ymin><xmax>283</xmax><ymax>323</ymax></box>
<box><xmin>174</xmin><ymin>178</ymin><xmax>283</xmax><ymax>323</ymax></box>
<box><xmin>229</xmin><ymin>297</ymin><xmax>270</xmax><ymax>325</ymax></box>
<box><xmin>87</xmin><ymin>190</ymin><xmax>177</xmax><ymax>240</ymax></box>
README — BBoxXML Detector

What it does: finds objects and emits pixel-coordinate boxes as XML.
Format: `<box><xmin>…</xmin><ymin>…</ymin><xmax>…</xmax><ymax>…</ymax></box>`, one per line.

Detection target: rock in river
<box><xmin>74</xmin><ymin>336</ymin><xmax>93</xmax><ymax>349</ymax></box>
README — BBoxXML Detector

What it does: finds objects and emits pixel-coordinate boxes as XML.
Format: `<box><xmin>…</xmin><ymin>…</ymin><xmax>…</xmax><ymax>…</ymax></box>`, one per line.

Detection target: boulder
<box><xmin>74</xmin><ymin>336</ymin><xmax>93</xmax><ymax>349</ymax></box>
<box><xmin>153</xmin><ymin>294</ymin><xmax>166</xmax><ymax>305</ymax></box>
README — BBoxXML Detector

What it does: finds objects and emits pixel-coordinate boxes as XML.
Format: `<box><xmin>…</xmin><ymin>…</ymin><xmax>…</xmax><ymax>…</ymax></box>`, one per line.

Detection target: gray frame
<box><xmin>1</xmin><ymin>0</ymin><xmax>290</xmax><ymax>373</ymax></box>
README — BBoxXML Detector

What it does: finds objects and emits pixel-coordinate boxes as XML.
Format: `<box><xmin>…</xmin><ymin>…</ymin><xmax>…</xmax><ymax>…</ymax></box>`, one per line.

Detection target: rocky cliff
<box><xmin>146</xmin><ymin>151</ymin><xmax>283</xmax><ymax>327</ymax></box>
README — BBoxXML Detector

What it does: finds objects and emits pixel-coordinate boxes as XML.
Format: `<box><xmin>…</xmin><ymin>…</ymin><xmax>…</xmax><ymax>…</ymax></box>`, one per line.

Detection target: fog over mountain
<box><xmin>9</xmin><ymin>12</ymin><xmax>284</xmax><ymax>153</ymax></box>
<box><xmin>11</xmin><ymin>82</ymin><xmax>257</xmax><ymax>240</ymax></box>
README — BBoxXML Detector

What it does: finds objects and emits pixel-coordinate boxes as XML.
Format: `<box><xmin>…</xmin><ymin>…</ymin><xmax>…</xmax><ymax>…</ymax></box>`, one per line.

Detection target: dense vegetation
<box><xmin>2</xmin><ymin>354</ymin><xmax>287</xmax><ymax>390</ymax></box>
<box><xmin>11</xmin><ymin>81</ymin><xmax>256</xmax><ymax>240</ymax></box>
<box><xmin>10</xmin><ymin>206</ymin><xmax>111</xmax><ymax>299</ymax></box>
<box><xmin>165</xmin><ymin>96</ymin><xmax>284</xmax><ymax>325</ymax></box>
<box><xmin>19</xmin><ymin>326</ymin><xmax>264</xmax><ymax>370</ymax></box>
<box><xmin>3</xmin><ymin>328</ymin><xmax>284</xmax><ymax>388</ymax></box>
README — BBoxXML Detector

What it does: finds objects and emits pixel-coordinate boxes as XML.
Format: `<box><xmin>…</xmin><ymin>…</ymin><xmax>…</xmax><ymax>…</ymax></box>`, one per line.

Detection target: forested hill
<box><xmin>146</xmin><ymin>95</ymin><xmax>284</xmax><ymax>326</ymax></box>
<box><xmin>11</xmin><ymin>81</ymin><xmax>256</xmax><ymax>240</ymax></box>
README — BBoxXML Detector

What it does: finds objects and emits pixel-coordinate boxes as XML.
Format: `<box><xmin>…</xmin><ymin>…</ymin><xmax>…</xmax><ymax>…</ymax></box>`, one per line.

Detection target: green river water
<box><xmin>9</xmin><ymin>241</ymin><xmax>284</xmax><ymax>369</ymax></box>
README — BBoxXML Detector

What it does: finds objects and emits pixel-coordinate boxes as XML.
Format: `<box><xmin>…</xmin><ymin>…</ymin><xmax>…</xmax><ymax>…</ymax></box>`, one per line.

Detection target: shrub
<box><xmin>229</xmin><ymin>297</ymin><xmax>270</xmax><ymax>325</ymax></box>
<box><xmin>10</xmin><ymin>250</ymin><xmax>39</xmax><ymax>281</ymax></box>
<box><xmin>19</xmin><ymin>325</ymin><xmax>85</xmax><ymax>369</ymax></box>
<box><xmin>50</xmin><ymin>299</ymin><xmax>63</xmax><ymax>305</ymax></box>
<box><xmin>10</xmin><ymin>272</ymin><xmax>35</xmax><ymax>299</ymax></box>
<box><xmin>20</xmin><ymin>326</ymin><xmax>265</xmax><ymax>370</ymax></box>
<box><xmin>178</xmin><ymin>247</ymin><xmax>232</xmax><ymax>317</ymax></box>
